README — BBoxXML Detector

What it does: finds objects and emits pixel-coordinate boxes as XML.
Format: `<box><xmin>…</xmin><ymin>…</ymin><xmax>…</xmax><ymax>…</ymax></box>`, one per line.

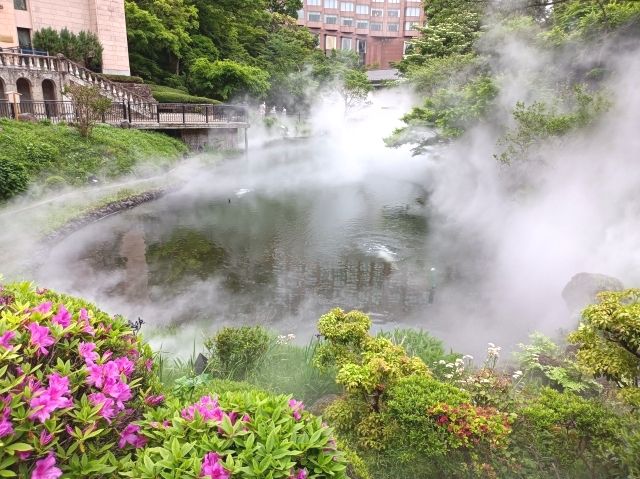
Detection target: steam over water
<box><xmin>32</xmin><ymin>100</ymin><xmax>445</xmax><ymax>339</ymax></box>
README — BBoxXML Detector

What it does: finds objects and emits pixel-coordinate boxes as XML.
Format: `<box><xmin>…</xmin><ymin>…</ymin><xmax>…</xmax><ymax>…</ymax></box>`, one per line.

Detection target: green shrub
<box><xmin>101</xmin><ymin>74</ymin><xmax>145</xmax><ymax>84</ymax></box>
<box><xmin>149</xmin><ymin>85</ymin><xmax>220</xmax><ymax>104</ymax></box>
<box><xmin>0</xmin><ymin>157</ymin><xmax>29</xmax><ymax>201</ymax></box>
<box><xmin>0</xmin><ymin>282</ymin><xmax>162</xmax><ymax>477</ymax></box>
<box><xmin>119</xmin><ymin>389</ymin><xmax>350</xmax><ymax>478</ymax></box>
<box><xmin>379</xmin><ymin>329</ymin><xmax>460</xmax><ymax>375</ymax></box>
<box><xmin>511</xmin><ymin>388</ymin><xmax>625</xmax><ymax>478</ymax></box>
<box><xmin>205</xmin><ymin>326</ymin><xmax>272</xmax><ymax>380</ymax></box>
<box><xmin>43</xmin><ymin>175</ymin><xmax>67</xmax><ymax>191</ymax></box>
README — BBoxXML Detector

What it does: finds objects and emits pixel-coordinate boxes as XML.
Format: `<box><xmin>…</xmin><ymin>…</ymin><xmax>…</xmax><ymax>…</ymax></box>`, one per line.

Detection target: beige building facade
<box><xmin>0</xmin><ymin>0</ymin><xmax>130</xmax><ymax>75</ymax></box>
<box><xmin>296</xmin><ymin>0</ymin><xmax>425</xmax><ymax>68</ymax></box>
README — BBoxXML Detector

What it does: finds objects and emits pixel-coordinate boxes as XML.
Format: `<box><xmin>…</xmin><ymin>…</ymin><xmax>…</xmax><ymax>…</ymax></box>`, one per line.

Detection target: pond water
<box><xmin>33</xmin><ymin>116</ymin><xmax>446</xmax><ymax>339</ymax></box>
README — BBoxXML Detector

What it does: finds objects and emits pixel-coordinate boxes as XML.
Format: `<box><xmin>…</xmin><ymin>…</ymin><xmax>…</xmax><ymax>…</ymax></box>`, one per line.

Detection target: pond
<box><xmin>33</xmin><ymin>111</ymin><xmax>444</xmax><ymax>339</ymax></box>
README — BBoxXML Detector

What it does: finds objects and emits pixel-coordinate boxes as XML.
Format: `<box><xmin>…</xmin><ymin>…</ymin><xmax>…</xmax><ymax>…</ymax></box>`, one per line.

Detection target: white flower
<box><xmin>512</xmin><ymin>370</ymin><xmax>523</xmax><ymax>379</ymax></box>
<box><xmin>445</xmin><ymin>363</ymin><xmax>454</xmax><ymax>368</ymax></box>
<box><xmin>444</xmin><ymin>374</ymin><xmax>453</xmax><ymax>379</ymax></box>
<box><xmin>438</xmin><ymin>360</ymin><xmax>446</xmax><ymax>365</ymax></box>
<box><xmin>463</xmin><ymin>354</ymin><xmax>474</xmax><ymax>360</ymax></box>
<box><xmin>488</xmin><ymin>342</ymin><xmax>495</xmax><ymax>348</ymax></box>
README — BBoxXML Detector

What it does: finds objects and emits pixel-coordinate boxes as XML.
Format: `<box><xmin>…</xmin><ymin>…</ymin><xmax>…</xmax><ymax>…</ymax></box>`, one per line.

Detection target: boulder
<box><xmin>562</xmin><ymin>272</ymin><xmax>624</xmax><ymax>314</ymax></box>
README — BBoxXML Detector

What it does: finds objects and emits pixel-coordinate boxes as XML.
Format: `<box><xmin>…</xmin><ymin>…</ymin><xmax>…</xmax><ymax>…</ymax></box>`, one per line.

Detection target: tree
<box><xmin>33</xmin><ymin>28</ymin><xmax>103</xmax><ymax>71</ymax></box>
<box><xmin>64</xmin><ymin>84</ymin><xmax>112</xmax><ymax>138</ymax></box>
<box><xmin>188</xmin><ymin>58</ymin><xmax>270</xmax><ymax>101</ymax></box>
<box><xmin>338</xmin><ymin>69</ymin><xmax>372</xmax><ymax>110</ymax></box>
<box><xmin>569</xmin><ymin>289</ymin><xmax>640</xmax><ymax>387</ymax></box>
<box><xmin>267</xmin><ymin>0</ymin><xmax>302</xmax><ymax>17</ymax></box>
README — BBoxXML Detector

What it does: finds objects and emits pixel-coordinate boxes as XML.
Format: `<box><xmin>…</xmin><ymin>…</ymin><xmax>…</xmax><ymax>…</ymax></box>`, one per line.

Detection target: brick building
<box><xmin>296</xmin><ymin>0</ymin><xmax>425</xmax><ymax>68</ymax></box>
<box><xmin>0</xmin><ymin>0</ymin><xmax>130</xmax><ymax>75</ymax></box>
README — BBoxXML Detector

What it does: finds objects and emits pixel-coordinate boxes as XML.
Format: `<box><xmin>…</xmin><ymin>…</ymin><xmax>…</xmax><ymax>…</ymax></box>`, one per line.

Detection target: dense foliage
<box><xmin>0</xmin><ymin>118</ymin><xmax>186</xmax><ymax>201</ymax></box>
<box><xmin>0</xmin><ymin>282</ymin><xmax>160</xmax><ymax>477</ymax></box>
<box><xmin>388</xmin><ymin>0</ymin><xmax>640</xmax><ymax>157</ymax></box>
<box><xmin>32</xmin><ymin>28</ymin><xmax>103</xmax><ymax>71</ymax></box>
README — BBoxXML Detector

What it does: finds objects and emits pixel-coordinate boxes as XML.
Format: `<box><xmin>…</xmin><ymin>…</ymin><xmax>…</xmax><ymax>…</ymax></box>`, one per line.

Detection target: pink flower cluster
<box><xmin>201</xmin><ymin>452</ymin><xmax>230</xmax><ymax>479</ymax></box>
<box><xmin>181</xmin><ymin>395</ymin><xmax>229</xmax><ymax>422</ymax></box>
<box><xmin>0</xmin><ymin>396</ymin><xmax>12</xmax><ymax>438</ymax></box>
<box><xmin>289</xmin><ymin>468</ymin><xmax>308</xmax><ymax>479</ymax></box>
<box><xmin>29</xmin><ymin>374</ymin><xmax>73</xmax><ymax>423</ymax></box>
<box><xmin>31</xmin><ymin>453</ymin><xmax>62</xmax><ymax>479</ymax></box>
<box><xmin>288</xmin><ymin>399</ymin><xmax>305</xmax><ymax>421</ymax></box>
<box><xmin>82</xmin><ymin>344</ymin><xmax>134</xmax><ymax>422</ymax></box>
<box><xmin>118</xmin><ymin>423</ymin><xmax>147</xmax><ymax>449</ymax></box>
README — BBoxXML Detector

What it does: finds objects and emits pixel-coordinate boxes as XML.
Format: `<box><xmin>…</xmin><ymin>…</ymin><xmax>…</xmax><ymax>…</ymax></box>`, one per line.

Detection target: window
<box><xmin>325</xmin><ymin>14</ymin><xmax>338</xmax><ymax>24</ymax></box>
<box><xmin>308</xmin><ymin>12</ymin><xmax>321</xmax><ymax>21</ymax></box>
<box><xmin>340</xmin><ymin>2</ymin><xmax>354</xmax><ymax>11</ymax></box>
<box><xmin>387</xmin><ymin>9</ymin><xmax>400</xmax><ymax>18</ymax></box>
<box><xmin>405</xmin><ymin>7</ymin><xmax>421</xmax><ymax>17</ymax></box>
<box><xmin>17</xmin><ymin>28</ymin><xmax>31</xmax><ymax>48</ymax></box>
<box><xmin>341</xmin><ymin>37</ymin><xmax>352</xmax><ymax>50</ymax></box>
<box><xmin>355</xmin><ymin>4</ymin><xmax>369</xmax><ymax>14</ymax></box>
<box><xmin>356</xmin><ymin>38</ymin><xmax>366</xmax><ymax>53</ymax></box>
<box><xmin>13</xmin><ymin>0</ymin><xmax>27</xmax><ymax>10</ymax></box>
<box><xmin>403</xmin><ymin>41</ymin><xmax>413</xmax><ymax>55</ymax></box>
<box><xmin>324</xmin><ymin>0</ymin><xmax>338</xmax><ymax>7</ymax></box>
<box><xmin>297</xmin><ymin>9</ymin><xmax>304</xmax><ymax>19</ymax></box>
<box><xmin>356</xmin><ymin>20</ymin><xmax>368</xmax><ymax>29</ymax></box>
<box><xmin>307</xmin><ymin>0</ymin><xmax>321</xmax><ymax>5</ymax></box>
<box><xmin>405</xmin><ymin>21</ymin><xmax>419</xmax><ymax>30</ymax></box>
<box><xmin>388</xmin><ymin>0</ymin><xmax>399</xmax><ymax>3</ymax></box>
<box><xmin>341</xmin><ymin>17</ymin><xmax>353</xmax><ymax>26</ymax></box>
<box><xmin>325</xmin><ymin>35</ymin><xmax>337</xmax><ymax>50</ymax></box>
<box><xmin>387</xmin><ymin>23</ymin><xmax>399</xmax><ymax>32</ymax></box>
<box><xmin>371</xmin><ymin>8</ymin><xmax>383</xmax><ymax>17</ymax></box>
<box><xmin>370</xmin><ymin>22</ymin><xmax>382</xmax><ymax>31</ymax></box>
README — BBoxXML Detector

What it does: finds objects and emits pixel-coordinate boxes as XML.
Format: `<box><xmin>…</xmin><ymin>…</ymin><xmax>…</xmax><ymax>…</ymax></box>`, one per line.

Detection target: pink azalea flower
<box><xmin>289</xmin><ymin>469</ymin><xmax>308</xmax><ymax>479</ymax></box>
<box><xmin>31</xmin><ymin>453</ymin><xmax>62</xmax><ymax>479</ymax></box>
<box><xmin>144</xmin><ymin>394</ymin><xmax>165</xmax><ymax>406</ymax></box>
<box><xmin>288</xmin><ymin>399</ymin><xmax>304</xmax><ymax>421</ymax></box>
<box><xmin>33</xmin><ymin>302</ymin><xmax>53</xmax><ymax>314</ymax></box>
<box><xmin>29</xmin><ymin>374</ymin><xmax>73</xmax><ymax>423</ymax></box>
<box><xmin>52</xmin><ymin>305</ymin><xmax>71</xmax><ymax>328</ymax></box>
<box><xmin>102</xmin><ymin>350</ymin><xmax>113</xmax><ymax>361</ymax></box>
<box><xmin>127</xmin><ymin>348</ymin><xmax>140</xmax><ymax>360</ymax></box>
<box><xmin>118</xmin><ymin>424</ymin><xmax>147</xmax><ymax>449</ymax></box>
<box><xmin>39</xmin><ymin>430</ymin><xmax>54</xmax><ymax>446</ymax></box>
<box><xmin>0</xmin><ymin>406</ymin><xmax>13</xmax><ymax>438</ymax></box>
<box><xmin>79</xmin><ymin>309</ymin><xmax>95</xmax><ymax>335</ymax></box>
<box><xmin>241</xmin><ymin>414</ymin><xmax>251</xmax><ymax>422</ymax></box>
<box><xmin>36</xmin><ymin>288</ymin><xmax>48</xmax><ymax>295</ymax></box>
<box><xmin>79</xmin><ymin>342</ymin><xmax>99</xmax><ymax>364</ymax></box>
<box><xmin>18</xmin><ymin>451</ymin><xmax>31</xmax><ymax>460</ymax></box>
<box><xmin>114</xmin><ymin>357</ymin><xmax>134</xmax><ymax>377</ymax></box>
<box><xmin>0</xmin><ymin>331</ymin><xmax>15</xmax><ymax>350</ymax></box>
<box><xmin>181</xmin><ymin>396</ymin><xmax>225</xmax><ymax>422</ymax></box>
<box><xmin>89</xmin><ymin>392</ymin><xmax>116</xmax><ymax>421</ymax></box>
<box><xmin>201</xmin><ymin>452</ymin><xmax>230</xmax><ymax>479</ymax></box>
<box><xmin>145</xmin><ymin>359</ymin><xmax>154</xmax><ymax>372</ymax></box>
<box><xmin>102</xmin><ymin>379</ymin><xmax>132</xmax><ymax>409</ymax></box>
<box><xmin>27</xmin><ymin>323</ymin><xmax>55</xmax><ymax>356</ymax></box>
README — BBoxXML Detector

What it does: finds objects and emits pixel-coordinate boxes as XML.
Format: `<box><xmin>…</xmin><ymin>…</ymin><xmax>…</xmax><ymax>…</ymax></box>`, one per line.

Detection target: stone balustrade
<box><xmin>0</xmin><ymin>51</ymin><xmax>151</xmax><ymax>106</ymax></box>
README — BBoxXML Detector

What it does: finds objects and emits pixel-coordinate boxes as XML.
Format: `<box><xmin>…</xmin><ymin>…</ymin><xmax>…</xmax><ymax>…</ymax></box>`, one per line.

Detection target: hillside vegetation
<box><xmin>0</xmin><ymin>119</ymin><xmax>186</xmax><ymax>201</ymax></box>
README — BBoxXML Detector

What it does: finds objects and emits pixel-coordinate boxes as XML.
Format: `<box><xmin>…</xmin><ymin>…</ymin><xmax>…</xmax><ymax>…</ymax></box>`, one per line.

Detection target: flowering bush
<box><xmin>119</xmin><ymin>389</ymin><xmax>350</xmax><ymax>478</ymax></box>
<box><xmin>0</xmin><ymin>282</ymin><xmax>161</xmax><ymax>478</ymax></box>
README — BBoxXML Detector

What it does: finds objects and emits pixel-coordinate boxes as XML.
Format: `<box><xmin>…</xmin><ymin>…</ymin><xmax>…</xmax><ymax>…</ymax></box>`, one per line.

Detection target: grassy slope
<box><xmin>0</xmin><ymin>119</ymin><xmax>187</xmax><ymax>187</ymax></box>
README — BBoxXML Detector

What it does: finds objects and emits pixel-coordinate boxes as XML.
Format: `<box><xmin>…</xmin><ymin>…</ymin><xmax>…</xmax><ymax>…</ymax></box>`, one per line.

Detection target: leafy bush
<box><xmin>149</xmin><ymin>85</ymin><xmax>221</xmax><ymax>104</ymax></box>
<box><xmin>100</xmin><ymin>74</ymin><xmax>145</xmax><ymax>84</ymax></box>
<box><xmin>32</xmin><ymin>27</ymin><xmax>103</xmax><ymax>71</ymax></box>
<box><xmin>119</xmin><ymin>389</ymin><xmax>351</xmax><ymax>478</ymax></box>
<box><xmin>0</xmin><ymin>282</ymin><xmax>161</xmax><ymax>477</ymax></box>
<box><xmin>43</xmin><ymin>175</ymin><xmax>67</xmax><ymax>192</ymax></box>
<box><xmin>379</xmin><ymin>329</ymin><xmax>460</xmax><ymax>375</ymax></box>
<box><xmin>189</xmin><ymin>58</ymin><xmax>270</xmax><ymax>101</ymax></box>
<box><xmin>205</xmin><ymin>326</ymin><xmax>272</xmax><ymax>380</ymax></box>
<box><xmin>63</xmin><ymin>84</ymin><xmax>112</xmax><ymax>138</ymax></box>
<box><xmin>511</xmin><ymin>388</ymin><xmax>624</xmax><ymax>478</ymax></box>
<box><xmin>0</xmin><ymin>157</ymin><xmax>29</xmax><ymax>201</ymax></box>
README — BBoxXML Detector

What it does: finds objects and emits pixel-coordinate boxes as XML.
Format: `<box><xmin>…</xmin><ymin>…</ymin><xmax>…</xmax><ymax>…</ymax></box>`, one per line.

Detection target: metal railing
<box><xmin>0</xmin><ymin>100</ymin><xmax>248</xmax><ymax>126</ymax></box>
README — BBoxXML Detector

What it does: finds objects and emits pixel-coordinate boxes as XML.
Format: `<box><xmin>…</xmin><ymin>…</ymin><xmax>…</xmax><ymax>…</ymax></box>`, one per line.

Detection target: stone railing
<box><xmin>0</xmin><ymin>51</ymin><xmax>152</xmax><ymax>107</ymax></box>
